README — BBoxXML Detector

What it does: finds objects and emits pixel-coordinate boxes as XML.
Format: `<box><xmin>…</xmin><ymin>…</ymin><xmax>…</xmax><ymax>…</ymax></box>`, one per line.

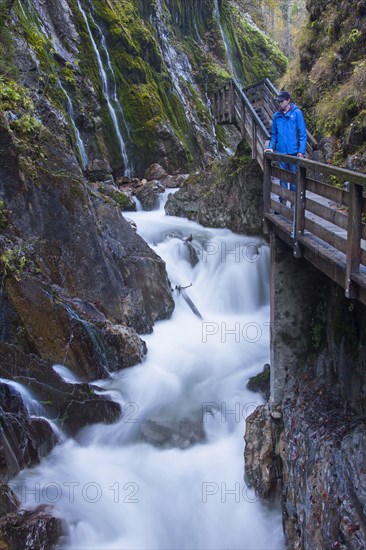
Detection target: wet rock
<box><xmin>143</xmin><ymin>164</ymin><xmax>188</xmax><ymax>188</ymax></box>
<box><xmin>247</xmin><ymin>364</ymin><xmax>270</xmax><ymax>401</ymax></box>
<box><xmin>0</xmin><ymin>344</ymin><xmax>121</xmax><ymax>437</ymax></box>
<box><xmin>244</xmin><ymin>404</ymin><xmax>284</xmax><ymax>499</ymax></box>
<box><xmin>0</xmin><ymin>506</ymin><xmax>66</xmax><ymax>550</ymax></box>
<box><xmin>165</xmin><ymin>143</ymin><xmax>263</xmax><ymax>235</ymax></box>
<box><xmin>0</xmin><ymin>486</ymin><xmax>19</xmax><ymax>518</ymax></box>
<box><xmin>140</xmin><ymin>417</ymin><xmax>205</xmax><ymax>449</ymax></box>
<box><xmin>94</xmin><ymin>181</ymin><xmax>136</xmax><ymax>211</ymax></box>
<box><xmin>4</xmin><ymin>278</ymin><xmax>147</xmax><ymax>381</ymax></box>
<box><xmin>144</xmin><ymin>163</ymin><xmax>168</xmax><ymax>181</ymax></box>
<box><xmin>134</xmin><ymin>180</ymin><xmax>165</xmax><ymax>210</ymax></box>
<box><xmin>0</xmin><ymin>383</ymin><xmax>58</xmax><ymax>481</ymax></box>
<box><xmin>140</xmin><ymin>418</ymin><xmax>173</xmax><ymax>445</ymax></box>
<box><xmin>85</xmin><ymin>159</ymin><xmax>113</xmax><ymax>182</ymax></box>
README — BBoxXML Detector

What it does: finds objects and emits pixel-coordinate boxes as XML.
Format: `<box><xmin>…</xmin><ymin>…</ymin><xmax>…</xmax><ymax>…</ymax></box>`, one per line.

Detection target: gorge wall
<box><xmin>0</xmin><ymin>1</ymin><xmax>287</xmax><ymax>547</ymax></box>
<box><xmin>245</xmin><ymin>236</ymin><xmax>366</xmax><ymax>550</ymax></box>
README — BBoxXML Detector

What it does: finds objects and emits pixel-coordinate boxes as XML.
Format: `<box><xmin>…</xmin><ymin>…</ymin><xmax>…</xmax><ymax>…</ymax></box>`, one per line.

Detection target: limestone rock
<box><xmin>0</xmin><ymin>506</ymin><xmax>66</xmax><ymax>550</ymax></box>
<box><xmin>144</xmin><ymin>163</ymin><xmax>168</xmax><ymax>181</ymax></box>
<box><xmin>140</xmin><ymin>416</ymin><xmax>206</xmax><ymax>449</ymax></box>
<box><xmin>85</xmin><ymin>159</ymin><xmax>113</xmax><ymax>182</ymax></box>
<box><xmin>0</xmin><ymin>382</ymin><xmax>58</xmax><ymax>482</ymax></box>
<box><xmin>0</xmin><ymin>344</ymin><xmax>121</xmax><ymax>437</ymax></box>
<box><xmin>134</xmin><ymin>180</ymin><xmax>165</xmax><ymax>211</ymax></box>
<box><xmin>165</xmin><ymin>143</ymin><xmax>263</xmax><ymax>235</ymax></box>
<box><xmin>244</xmin><ymin>404</ymin><xmax>284</xmax><ymax>499</ymax></box>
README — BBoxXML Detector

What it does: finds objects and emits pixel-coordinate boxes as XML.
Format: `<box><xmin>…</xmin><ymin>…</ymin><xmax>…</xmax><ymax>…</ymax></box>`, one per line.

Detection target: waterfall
<box><xmin>12</xmin><ymin>196</ymin><xmax>284</xmax><ymax>549</ymax></box>
<box><xmin>213</xmin><ymin>0</ymin><xmax>236</xmax><ymax>78</ymax></box>
<box><xmin>16</xmin><ymin>0</ymin><xmax>88</xmax><ymax>169</ymax></box>
<box><xmin>76</xmin><ymin>0</ymin><xmax>131</xmax><ymax>177</ymax></box>
<box><xmin>58</xmin><ymin>82</ymin><xmax>88</xmax><ymax>169</ymax></box>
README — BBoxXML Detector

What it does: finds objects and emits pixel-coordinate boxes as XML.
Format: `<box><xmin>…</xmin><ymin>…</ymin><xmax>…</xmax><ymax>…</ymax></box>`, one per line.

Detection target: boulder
<box><xmin>84</xmin><ymin>159</ymin><xmax>113</xmax><ymax>182</ymax></box>
<box><xmin>140</xmin><ymin>416</ymin><xmax>206</xmax><ymax>449</ymax></box>
<box><xmin>165</xmin><ymin>142</ymin><xmax>263</xmax><ymax>235</ymax></box>
<box><xmin>134</xmin><ymin>180</ymin><xmax>165</xmax><ymax>210</ymax></box>
<box><xmin>0</xmin><ymin>344</ymin><xmax>121</xmax><ymax>437</ymax></box>
<box><xmin>143</xmin><ymin>163</ymin><xmax>168</xmax><ymax>181</ymax></box>
<box><xmin>0</xmin><ymin>506</ymin><xmax>66</xmax><ymax>550</ymax></box>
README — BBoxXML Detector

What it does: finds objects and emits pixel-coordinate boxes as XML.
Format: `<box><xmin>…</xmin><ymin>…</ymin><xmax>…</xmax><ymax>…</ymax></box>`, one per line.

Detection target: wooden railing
<box><xmin>212</xmin><ymin>78</ymin><xmax>317</xmax><ymax>169</ymax></box>
<box><xmin>212</xmin><ymin>79</ymin><xmax>270</xmax><ymax>170</ymax></box>
<box><xmin>264</xmin><ymin>152</ymin><xmax>366</xmax><ymax>305</ymax></box>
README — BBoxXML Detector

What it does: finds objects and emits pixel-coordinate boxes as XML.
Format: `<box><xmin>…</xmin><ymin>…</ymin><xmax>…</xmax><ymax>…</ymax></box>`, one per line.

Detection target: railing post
<box><xmin>263</xmin><ymin>153</ymin><xmax>272</xmax><ymax>234</ymax></box>
<box><xmin>293</xmin><ymin>161</ymin><xmax>306</xmax><ymax>258</ymax></box>
<box><xmin>252</xmin><ymin>121</ymin><xmax>257</xmax><ymax>160</ymax></box>
<box><xmin>229</xmin><ymin>81</ymin><xmax>235</xmax><ymax>124</ymax></box>
<box><xmin>345</xmin><ymin>182</ymin><xmax>363</xmax><ymax>299</ymax></box>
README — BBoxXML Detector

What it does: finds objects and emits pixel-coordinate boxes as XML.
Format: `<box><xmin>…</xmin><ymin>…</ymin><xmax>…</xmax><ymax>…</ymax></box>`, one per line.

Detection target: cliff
<box><xmin>0</xmin><ymin>1</ymin><xmax>287</xmax><ymax>546</ymax></box>
<box><xmin>281</xmin><ymin>0</ymin><xmax>366</xmax><ymax>171</ymax></box>
<box><xmin>245</xmin><ymin>237</ymin><xmax>366</xmax><ymax>550</ymax></box>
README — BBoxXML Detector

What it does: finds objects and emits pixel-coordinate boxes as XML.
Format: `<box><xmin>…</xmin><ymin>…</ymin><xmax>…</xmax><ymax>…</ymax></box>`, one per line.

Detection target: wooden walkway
<box><xmin>212</xmin><ymin>79</ymin><xmax>366</xmax><ymax>305</ymax></box>
<box><xmin>211</xmin><ymin>78</ymin><xmax>317</xmax><ymax>170</ymax></box>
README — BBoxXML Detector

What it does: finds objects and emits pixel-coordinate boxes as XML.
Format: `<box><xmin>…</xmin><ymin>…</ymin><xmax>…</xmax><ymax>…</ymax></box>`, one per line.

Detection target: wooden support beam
<box><xmin>294</xmin><ymin>164</ymin><xmax>306</xmax><ymax>258</ymax></box>
<box><xmin>345</xmin><ymin>182</ymin><xmax>363</xmax><ymax>298</ymax></box>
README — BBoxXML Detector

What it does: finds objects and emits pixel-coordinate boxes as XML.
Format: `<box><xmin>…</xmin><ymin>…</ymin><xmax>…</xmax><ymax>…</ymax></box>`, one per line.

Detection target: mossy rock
<box><xmin>247</xmin><ymin>364</ymin><xmax>270</xmax><ymax>401</ymax></box>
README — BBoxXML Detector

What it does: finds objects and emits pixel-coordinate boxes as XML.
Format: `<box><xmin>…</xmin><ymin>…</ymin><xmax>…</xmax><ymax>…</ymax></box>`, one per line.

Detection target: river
<box><xmin>13</xmin><ymin>192</ymin><xmax>284</xmax><ymax>549</ymax></box>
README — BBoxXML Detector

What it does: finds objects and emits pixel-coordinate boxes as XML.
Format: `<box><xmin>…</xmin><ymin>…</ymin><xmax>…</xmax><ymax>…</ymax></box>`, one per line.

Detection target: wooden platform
<box><xmin>212</xmin><ymin>78</ymin><xmax>366</xmax><ymax>306</ymax></box>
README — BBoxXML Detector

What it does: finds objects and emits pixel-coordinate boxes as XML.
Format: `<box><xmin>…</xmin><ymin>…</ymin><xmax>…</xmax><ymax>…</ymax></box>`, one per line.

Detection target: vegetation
<box><xmin>280</xmin><ymin>0</ymin><xmax>366</xmax><ymax>163</ymax></box>
<box><xmin>0</xmin><ymin>245</ymin><xmax>27</xmax><ymax>281</ymax></box>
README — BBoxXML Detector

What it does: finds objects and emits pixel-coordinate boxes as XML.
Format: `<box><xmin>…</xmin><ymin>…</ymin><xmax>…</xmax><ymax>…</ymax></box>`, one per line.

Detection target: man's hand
<box><xmin>264</xmin><ymin>148</ymin><xmax>273</xmax><ymax>153</ymax></box>
<box><xmin>297</xmin><ymin>153</ymin><xmax>305</xmax><ymax>158</ymax></box>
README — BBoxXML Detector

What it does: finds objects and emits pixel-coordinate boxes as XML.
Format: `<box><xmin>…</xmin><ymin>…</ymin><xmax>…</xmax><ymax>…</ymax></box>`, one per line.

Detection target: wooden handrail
<box><xmin>264</xmin><ymin>151</ymin><xmax>366</xmax><ymax>305</ymax></box>
<box><xmin>212</xmin><ymin>78</ymin><xmax>318</xmax><ymax>169</ymax></box>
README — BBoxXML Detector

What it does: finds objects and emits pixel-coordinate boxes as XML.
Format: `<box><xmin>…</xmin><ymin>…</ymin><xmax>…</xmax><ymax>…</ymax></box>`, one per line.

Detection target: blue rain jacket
<box><xmin>269</xmin><ymin>104</ymin><xmax>307</xmax><ymax>155</ymax></box>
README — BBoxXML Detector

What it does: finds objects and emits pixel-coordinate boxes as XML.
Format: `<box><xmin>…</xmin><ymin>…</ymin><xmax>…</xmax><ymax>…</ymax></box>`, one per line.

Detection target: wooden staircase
<box><xmin>212</xmin><ymin>78</ymin><xmax>366</xmax><ymax>306</ymax></box>
<box><xmin>212</xmin><ymin>78</ymin><xmax>317</xmax><ymax>169</ymax></box>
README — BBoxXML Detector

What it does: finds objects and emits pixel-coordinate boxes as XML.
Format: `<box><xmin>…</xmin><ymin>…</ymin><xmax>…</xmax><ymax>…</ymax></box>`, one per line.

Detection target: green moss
<box><xmin>70</xmin><ymin>179</ymin><xmax>86</xmax><ymax>205</ymax></box>
<box><xmin>283</xmin><ymin>1</ymin><xmax>366</xmax><ymax>162</ymax></box>
<box><xmin>220</xmin><ymin>3</ymin><xmax>287</xmax><ymax>86</ymax></box>
<box><xmin>228</xmin><ymin>140</ymin><xmax>253</xmax><ymax>173</ymax></box>
<box><xmin>0</xmin><ymin>246</ymin><xmax>27</xmax><ymax>281</ymax></box>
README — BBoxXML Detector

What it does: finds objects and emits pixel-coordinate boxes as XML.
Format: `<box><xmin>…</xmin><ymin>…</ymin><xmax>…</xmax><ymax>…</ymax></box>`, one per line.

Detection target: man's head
<box><xmin>276</xmin><ymin>90</ymin><xmax>291</xmax><ymax>112</ymax></box>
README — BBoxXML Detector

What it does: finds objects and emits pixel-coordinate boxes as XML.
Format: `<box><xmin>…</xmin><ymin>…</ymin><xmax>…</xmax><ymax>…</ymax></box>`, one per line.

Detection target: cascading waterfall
<box><xmin>76</xmin><ymin>0</ymin><xmax>131</xmax><ymax>176</ymax></box>
<box><xmin>12</xmin><ymin>195</ymin><xmax>284</xmax><ymax>549</ymax></box>
<box><xmin>153</xmin><ymin>0</ymin><xmax>194</xmax><ymax>105</ymax></box>
<box><xmin>213</xmin><ymin>0</ymin><xmax>236</xmax><ymax>78</ymax></box>
<box><xmin>16</xmin><ymin>0</ymin><xmax>88</xmax><ymax>169</ymax></box>
<box><xmin>58</xmin><ymin>81</ymin><xmax>89</xmax><ymax>169</ymax></box>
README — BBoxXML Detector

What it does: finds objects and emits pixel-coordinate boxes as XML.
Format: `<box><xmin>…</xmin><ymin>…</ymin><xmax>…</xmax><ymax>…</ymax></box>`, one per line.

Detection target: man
<box><xmin>265</xmin><ymin>90</ymin><xmax>307</xmax><ymax>204</ymax></box>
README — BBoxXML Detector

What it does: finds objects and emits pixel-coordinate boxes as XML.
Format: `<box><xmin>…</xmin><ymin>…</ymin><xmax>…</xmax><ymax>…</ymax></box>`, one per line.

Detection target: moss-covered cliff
<box><xmin>0</xmin><ymin>0</ymin><xmax>286</xmax><ymax>176</ymax></box>
<box><xmin>281</xmin><ymin>0</ymin><xmax>366</xmax><ymax>168</ymax></box>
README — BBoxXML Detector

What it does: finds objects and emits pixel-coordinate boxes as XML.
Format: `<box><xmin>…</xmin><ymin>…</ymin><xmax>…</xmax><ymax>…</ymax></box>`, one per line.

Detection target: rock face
<box><xmin>0</xmin><ymin>506</ymin><xmax>66</xmax><ymax>550</ymax></box>
<box><xmin>245</xmin><ymin>237</ymin><xmax>366</xmax><ymax>550</ymax></box>
<box><xmin>284</xmin><ymin>0</ymin><xmax>366</xmax><ymax>169</ymax></box>
<box><xmin>165</xmin><ymin>141</ymin><xmax>263</xmax><ymax>235</ymax></box>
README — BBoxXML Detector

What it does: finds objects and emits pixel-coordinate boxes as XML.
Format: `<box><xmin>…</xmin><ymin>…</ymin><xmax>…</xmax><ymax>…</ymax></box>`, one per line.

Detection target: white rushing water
<box><xmin>76</xmin><ymin>0</ymin><xmax>130</xmax><ymax>176</ymax></box>
<box><xmin>13</xmin><ymin>195</ymin><xmax>284</xmax><ymax>549</ymax></box>
<box><xmin>58</xmin><ymin>81</ymin><xmax>89</xmax><ymax>169</ymax></box>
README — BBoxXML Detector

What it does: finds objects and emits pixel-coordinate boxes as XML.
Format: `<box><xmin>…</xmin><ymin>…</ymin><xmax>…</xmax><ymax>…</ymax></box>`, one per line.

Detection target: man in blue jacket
<box><xmin>265</xmin><ymin>90</ymin><xmax>307</xmax><ymax>204</ymax></box>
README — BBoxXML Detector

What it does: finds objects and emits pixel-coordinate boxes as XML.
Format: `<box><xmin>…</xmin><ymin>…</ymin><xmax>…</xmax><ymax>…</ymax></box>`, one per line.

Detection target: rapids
<box><xmin>12</xmin><ymin>195</ymin><xmax>284</xmax><ymax>550</ymax></box>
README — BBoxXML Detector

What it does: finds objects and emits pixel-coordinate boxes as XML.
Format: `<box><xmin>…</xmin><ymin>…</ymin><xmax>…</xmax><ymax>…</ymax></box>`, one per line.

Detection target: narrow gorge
<box><xmin>0</xmin><ymin>1</ymin><xmax>365</xmax><ymax>549</ymax></box>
